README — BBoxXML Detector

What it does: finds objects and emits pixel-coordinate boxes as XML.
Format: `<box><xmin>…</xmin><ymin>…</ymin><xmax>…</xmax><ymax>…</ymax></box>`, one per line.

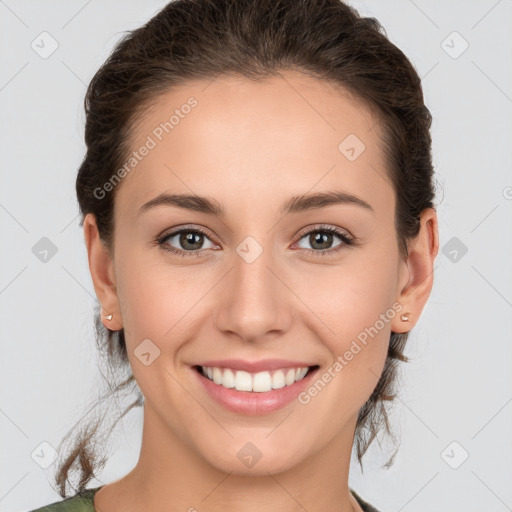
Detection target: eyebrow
<box><xmin>138</xmin><ymin>190</ymin><xmax>374</xmax><ymax>217</ymax></box>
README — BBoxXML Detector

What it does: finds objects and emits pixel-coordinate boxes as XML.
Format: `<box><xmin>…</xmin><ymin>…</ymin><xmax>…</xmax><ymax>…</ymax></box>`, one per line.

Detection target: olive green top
<box><xmin>29</xmin><ymin>486</ymin><xmax>380</xmax><ymax>511</ymax></box>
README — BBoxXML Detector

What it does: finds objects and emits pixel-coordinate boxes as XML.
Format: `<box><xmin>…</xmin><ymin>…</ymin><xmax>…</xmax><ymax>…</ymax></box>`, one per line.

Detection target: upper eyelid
<box><xmin>159</xmin><ymin>224</ymin><xmax>213</xmax><ymax>239</ymax></box>
<box><xmin>295</xmin><ymin>224</ymin><xmax>351</xmax><ymax>239</ymax></box>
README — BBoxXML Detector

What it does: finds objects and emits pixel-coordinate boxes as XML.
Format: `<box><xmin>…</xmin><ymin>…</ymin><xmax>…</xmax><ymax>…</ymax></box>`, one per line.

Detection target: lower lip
<box><xmin>193</xmin><ymin>366</ymin><xmax>319</xmax><ymax>415</ymax></box>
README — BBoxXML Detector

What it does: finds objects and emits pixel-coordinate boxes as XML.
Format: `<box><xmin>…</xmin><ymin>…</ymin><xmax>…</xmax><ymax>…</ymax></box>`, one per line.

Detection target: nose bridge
<box><xmin>215</xmin><ymin>234</ymin><xmax>290</xmax><ymax>341</ymax></box>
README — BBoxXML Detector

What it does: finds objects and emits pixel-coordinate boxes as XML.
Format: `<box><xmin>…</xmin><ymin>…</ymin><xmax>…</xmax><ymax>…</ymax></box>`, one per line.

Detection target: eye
<box><xmin>156</xmin><ymin>226</ymin><xmax>217</xmax><ymax>257</ymax></box>
<box><xmin>294</xmin><ymin>225</ymin><xmax>356</xmax><ymax>256</ymax></box>
<box><xmin>155</xmin><ymin>224</ymin><xmax>357</xmax><ymax>258</ymax></box>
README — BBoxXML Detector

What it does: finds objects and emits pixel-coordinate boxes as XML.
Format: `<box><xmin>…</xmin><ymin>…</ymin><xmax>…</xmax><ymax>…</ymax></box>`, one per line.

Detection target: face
<box><xmin>90</xmin><ymin>70</ymin><xmax>419</xmax><ymax>476</ymax></box>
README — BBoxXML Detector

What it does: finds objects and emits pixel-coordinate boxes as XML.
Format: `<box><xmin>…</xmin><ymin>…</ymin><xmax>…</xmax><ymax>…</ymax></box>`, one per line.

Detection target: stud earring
<box><xmin>400</xmin><ymin>312</ymin><xmax>411</xmax><ymax>322</ymax></box>
<box><xmin>101</xmin><ymin>306</ymin><xmax>113</xmax><ymax>321</ymax></box>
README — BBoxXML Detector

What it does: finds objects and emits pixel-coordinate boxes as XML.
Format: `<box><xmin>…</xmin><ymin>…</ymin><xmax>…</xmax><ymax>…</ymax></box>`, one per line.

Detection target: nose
<box><xmin>214</xmin><ymin>239</ymin><xmax>293</xmax><ymax>343</ymax></box>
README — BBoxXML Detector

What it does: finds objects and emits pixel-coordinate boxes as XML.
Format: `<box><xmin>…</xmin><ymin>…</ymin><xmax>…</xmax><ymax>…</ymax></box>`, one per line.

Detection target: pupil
<box><xmin>312</xmin><ymin>232</ymin><xmax>332</xmax><ymax>250</ymax></box>
<box><xmin>181</xmin><ymin>232</ymin><xmax>202</xmax><ymax>250</ymax></box>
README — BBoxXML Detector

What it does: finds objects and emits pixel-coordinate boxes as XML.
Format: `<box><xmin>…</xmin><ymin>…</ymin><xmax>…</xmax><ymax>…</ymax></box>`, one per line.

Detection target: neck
<box><xmin>96</xmin><ymin>403</ymin><xmax>362</xmax><ymax>512</ymax></box>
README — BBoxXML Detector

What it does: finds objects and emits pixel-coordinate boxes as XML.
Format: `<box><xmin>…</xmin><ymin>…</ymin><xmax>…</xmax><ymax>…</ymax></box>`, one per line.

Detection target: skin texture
<box><xmin>84</xmin><ymin>70</ymin><xmax>439</xmax><ymax>512</ymax></box>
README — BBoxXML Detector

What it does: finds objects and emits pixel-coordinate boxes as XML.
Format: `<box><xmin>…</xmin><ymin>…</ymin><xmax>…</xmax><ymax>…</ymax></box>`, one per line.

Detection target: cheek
<box><xmin>298</xmin><ymin>270</ymin><xmax>396</xmax><ymax>429</ymax></box>
<box><xmin>300</xmin><ymin>254</ymin><xmax>398</xmax><ymax>394</ymax></box>
<box><xmin>115</xmin><ymin>251</ymin><xmax>213</xmax><ymax>349</ymax></box>
<box><xmin>310</xmin><ymin>255</ymin><xmax>398</xmax><ymax>335</ymax></box>
<box><xmin>113</xmin><ymin>257</ymin><xmax>199</xmax><ymax>402</ymax></box>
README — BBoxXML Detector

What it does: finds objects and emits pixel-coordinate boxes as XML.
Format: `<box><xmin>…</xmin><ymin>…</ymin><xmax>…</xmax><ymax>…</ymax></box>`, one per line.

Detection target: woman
<box><xmin>30</xmin><ymin>0</ymin><xmax>439</xmax><ymax>510</ymax></box>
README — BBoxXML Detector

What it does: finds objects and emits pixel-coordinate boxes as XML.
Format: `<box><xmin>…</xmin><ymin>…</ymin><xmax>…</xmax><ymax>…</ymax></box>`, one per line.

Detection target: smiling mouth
<box><xmin>193</xmin><ymin>364</ymin><xmax>319</xmax><ymax>393</ymax></box>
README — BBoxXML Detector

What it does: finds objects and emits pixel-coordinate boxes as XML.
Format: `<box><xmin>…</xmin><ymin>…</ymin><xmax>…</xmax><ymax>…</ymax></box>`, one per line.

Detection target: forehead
<box><xmin>114</xmin><ymin>70</ymin><xmax>393</xmax><ymax>220</ymax></box>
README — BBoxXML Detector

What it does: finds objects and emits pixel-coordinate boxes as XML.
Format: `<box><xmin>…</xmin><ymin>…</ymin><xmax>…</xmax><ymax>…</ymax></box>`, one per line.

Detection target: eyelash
<box><xmin>155</xmin><ymin>224</ymin><xmax>357</xmax><ymax>258</ymax></box>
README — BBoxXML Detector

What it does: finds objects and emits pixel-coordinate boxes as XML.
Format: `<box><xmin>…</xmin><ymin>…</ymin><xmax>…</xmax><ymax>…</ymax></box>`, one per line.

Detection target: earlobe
<box><xmin>83</xmin><ymin>213</ymin><xmax>123</xmax><ymax>331</ymax></box>
<box><xmin>391</xmin><ymin>208</ymin><xmax>439</xmax><ymax>334</ymax></box>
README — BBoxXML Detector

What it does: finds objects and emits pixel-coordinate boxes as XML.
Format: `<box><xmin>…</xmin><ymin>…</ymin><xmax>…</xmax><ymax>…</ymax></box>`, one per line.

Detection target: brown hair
<box><xmin>55</xmin><ymin>0</ymin><xmax>436</xmax><ymax>497</ymax></box>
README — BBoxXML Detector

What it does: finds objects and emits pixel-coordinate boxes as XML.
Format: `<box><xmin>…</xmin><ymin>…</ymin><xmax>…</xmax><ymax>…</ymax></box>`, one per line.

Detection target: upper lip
<box><xmin>195</xmin><ymin>359</ymin><xmax>317</xmax><ymax>373</ymax></box>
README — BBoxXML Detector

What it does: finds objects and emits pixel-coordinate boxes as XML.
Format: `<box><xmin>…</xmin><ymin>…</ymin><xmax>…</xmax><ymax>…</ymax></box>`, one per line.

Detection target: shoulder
<box><xmin>27</xmin><ymin>487</ymin><xmax>101</xmax><ymax>512</ymax></box>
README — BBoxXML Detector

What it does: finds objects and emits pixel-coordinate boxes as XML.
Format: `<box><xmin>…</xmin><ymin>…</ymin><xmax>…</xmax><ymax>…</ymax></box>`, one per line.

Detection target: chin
<box><xmin>197</xmin><ymin>438</ymin><xmax>306</xmax><ymax>476</ymax></box>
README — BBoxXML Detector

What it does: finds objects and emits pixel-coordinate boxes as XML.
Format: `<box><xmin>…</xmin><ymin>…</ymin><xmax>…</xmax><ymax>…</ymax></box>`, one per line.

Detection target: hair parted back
<box><xmin>55</xmin><ymin>0</ymin><xmax>437</xmax><ymax>497</ymax></box>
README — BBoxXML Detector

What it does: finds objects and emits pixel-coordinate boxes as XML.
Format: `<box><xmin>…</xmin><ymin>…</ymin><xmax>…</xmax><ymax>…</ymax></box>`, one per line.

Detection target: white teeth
<box><xmin>285</xmin><ymin>368</ymin><xmax>296</xmax><ymax>386</ymax></box>
<box><xmin>200</xmin><ymin>366</ymin><xmax>312</xmax><ymax>392</ymax></box>
<box><xmin>213</xmin><ymin>367</ymin><xmax>223</xmax><ymax>385</ymax></box>
<box><xmin>253</xmin><ymin>371</ymin><xmax>272</xmax><ymax>392</ymax></box>
<box><xmin>271</xmin><ymin>370</ymin><xmax>286</xmax><ymax>389</ymax></box>
<box><xmin>222</xmin><ymin>368</ymin><xmax>235</xmax><ymax>388</ymax></box>
<box><xmin>296</xmin><ymin>367</ymin><xmax>308</xmax><ymax>380</ymax></box>
<box><xmin>234</xmin><ymin>370</ymin><xmax>253</xmax><ymax>391</ymax></box>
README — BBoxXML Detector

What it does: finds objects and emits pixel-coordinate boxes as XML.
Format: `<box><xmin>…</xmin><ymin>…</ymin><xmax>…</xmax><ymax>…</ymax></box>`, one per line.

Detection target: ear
<box><xmin>83</xmin><ymin>213</ymin><xmax>123</xmax><ymax>331</ymax></box>
<box><xmin>391</xmin><ymin>208</ymin><xmax>439</xmax><ymax>334</ymax></box>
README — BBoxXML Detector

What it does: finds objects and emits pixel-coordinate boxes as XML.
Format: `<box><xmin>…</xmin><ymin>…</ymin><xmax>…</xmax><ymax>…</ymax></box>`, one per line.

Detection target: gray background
<box><xmin>1</xmin><ymin>1</ymin><xmax>511</xmax><ymax>511</ymax></box>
